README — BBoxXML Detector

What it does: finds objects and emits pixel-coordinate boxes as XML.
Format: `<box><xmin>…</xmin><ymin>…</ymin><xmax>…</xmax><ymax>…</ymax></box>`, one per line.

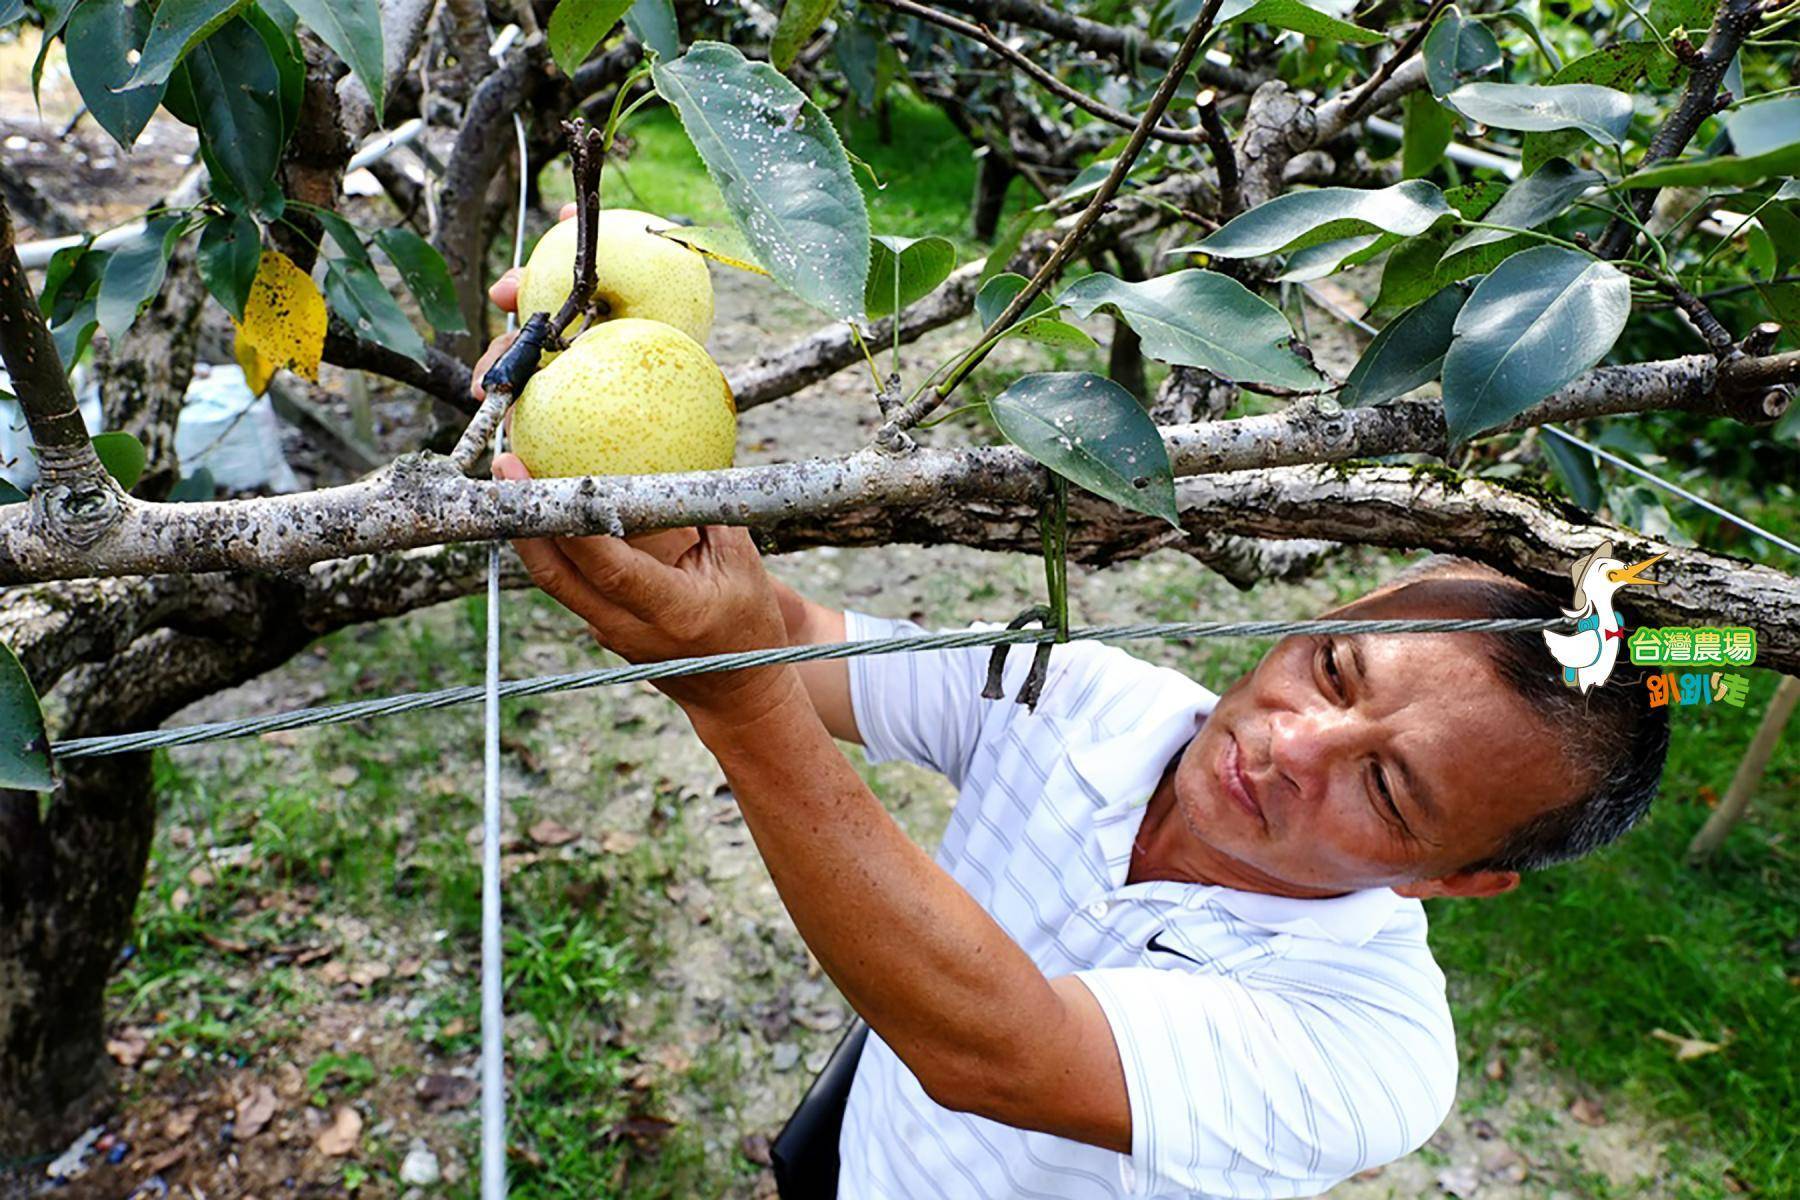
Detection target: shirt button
<box><xmin>1087</xmin><ymin>900</ymin><xmax>1110</xmax><ymax>918</ymax></box>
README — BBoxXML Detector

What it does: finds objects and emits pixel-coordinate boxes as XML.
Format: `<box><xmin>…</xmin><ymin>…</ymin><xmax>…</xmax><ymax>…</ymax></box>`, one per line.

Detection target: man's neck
<box><xmin>1125</xmin><ymin>743</ymin><xmax>1350</xmax><ymax>900</ymax></box>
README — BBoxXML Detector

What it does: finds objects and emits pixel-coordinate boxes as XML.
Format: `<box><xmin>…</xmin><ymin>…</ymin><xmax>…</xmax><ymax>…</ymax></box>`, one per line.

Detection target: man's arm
<box><xmin>767</xmin><ymin>575</ymin><xmax>859</xmax><ymax>744</ymax></box>
<box><xmin>486</xmin><ymin>486</ymin><xmax>1133</xmax><ymax>1151</ymax></box>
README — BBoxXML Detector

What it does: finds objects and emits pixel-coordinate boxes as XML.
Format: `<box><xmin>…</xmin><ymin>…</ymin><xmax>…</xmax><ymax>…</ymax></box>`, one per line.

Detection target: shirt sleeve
<box><xmin>1072</xmin><ymin>964</ymin><xmax>1458</xmax><ymax>1198</ymax></box>
<box><xmin>842</xmin><ymin>609</ymin><xmax>1093</xmax><ymax>791</ymax></box>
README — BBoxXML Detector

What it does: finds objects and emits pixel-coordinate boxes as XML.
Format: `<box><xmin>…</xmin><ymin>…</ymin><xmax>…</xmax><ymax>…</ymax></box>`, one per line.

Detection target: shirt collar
<box><xmin>1068</xmin><ymin>673</ymin><xmax>1404</xmax><ymax>948</ymax></box>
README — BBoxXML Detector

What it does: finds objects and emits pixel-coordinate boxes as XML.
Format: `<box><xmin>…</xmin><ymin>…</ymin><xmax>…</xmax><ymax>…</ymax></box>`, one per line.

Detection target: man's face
<box><xmin>1167</xmin><ymin>584</ymin><xmax>1582</xmax><ymax>896</ymax></box>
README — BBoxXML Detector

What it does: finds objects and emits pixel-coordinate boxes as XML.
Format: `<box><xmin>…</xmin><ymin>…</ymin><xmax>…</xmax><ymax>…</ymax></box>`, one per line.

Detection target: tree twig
<box><xmin>0</xmin><ymin>192</ymin><xmax>121</xmax><ymax>539</ymax></box>
<box><xmin>1596</xmin><ymin>0</ymin><xmax>1761</xmax><ymax>259</ymax></box>
<box><xmin>1197</xmin><ymin>97</ymin><xmax>1241</xmax><ymax>218</ymax></box>
<box><xmin>1338</xmin><ymin>0</ymin><xmax>1454</xmax><ymax>124</ymax></box>
<box><xmin>869</xmin><ymin>0</ymin><xmax>1210</xmax><ymax>145</ymax></box>
<box><xmin>873</xmin><ymin>0</ymin><xmax>1229</xmax><ymax>449</ymax></box>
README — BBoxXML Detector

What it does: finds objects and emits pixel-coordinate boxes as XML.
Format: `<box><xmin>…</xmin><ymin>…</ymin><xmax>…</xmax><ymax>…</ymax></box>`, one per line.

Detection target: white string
<box><xmin>1296</xmin><ymin>283</ymin><xmax>1798</xmax><ymax>564</ymax></box>
<box><xmin>479</xmin><ymin>106</ymin><xmax>531</xmax><ymax>1200</ymax></box>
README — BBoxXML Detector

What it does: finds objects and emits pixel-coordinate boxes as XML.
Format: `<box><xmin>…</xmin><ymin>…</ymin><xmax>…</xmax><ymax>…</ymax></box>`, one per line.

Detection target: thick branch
<box><xmin>1595</xmin><ymin>0</ymin><xmax>1760</xmax><ymax>259</ymax></box>
<box><xmin>0</xmin><ymin>196</ymin><xmax>97</xmax><ymax>469</ymax></box>
<box><xmin>3</xmin><ymin>349</ymin><xmax>1793</xmax><ymax>585</ymax></box>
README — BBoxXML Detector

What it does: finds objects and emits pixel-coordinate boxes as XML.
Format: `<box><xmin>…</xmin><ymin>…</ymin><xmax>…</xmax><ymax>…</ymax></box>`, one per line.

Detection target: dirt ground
<box><xmin>3</xmin><ymin>36</ymin><xmax>1707</xmax><ymax>1199</ymax></box>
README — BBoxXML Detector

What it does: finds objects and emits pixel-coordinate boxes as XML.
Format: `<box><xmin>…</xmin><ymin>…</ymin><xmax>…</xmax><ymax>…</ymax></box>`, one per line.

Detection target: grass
<box><xmin>1426</xmin><ymin>664</ymin><xmax>1800</xmax><ymax>1197</ymax></box>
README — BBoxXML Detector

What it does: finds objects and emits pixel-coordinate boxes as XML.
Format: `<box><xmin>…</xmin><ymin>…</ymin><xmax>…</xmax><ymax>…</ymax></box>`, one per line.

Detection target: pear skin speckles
<box><xmin>515</xmin><ymin>210</ymin><xmax>714</xmax><ymax>357</ymax></box>
<box><xmin>510</xmin><ymin>318</ymin><xmax>736</xmax><ymax>478</ymax></box>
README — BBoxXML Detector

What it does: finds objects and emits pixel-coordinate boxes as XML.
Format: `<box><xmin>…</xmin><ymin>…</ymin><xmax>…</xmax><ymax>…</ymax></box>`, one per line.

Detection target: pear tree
<box><xmin>2</xmin><ymin>0</ymin><xmax>1799</xmax><ymax>1159</ymax></box>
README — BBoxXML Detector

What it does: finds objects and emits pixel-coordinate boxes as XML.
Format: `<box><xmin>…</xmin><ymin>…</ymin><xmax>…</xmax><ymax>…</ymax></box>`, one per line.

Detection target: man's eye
<box><xmin>1322</xmin><ymin>640</ymin><xmax>1345</xmax><ymax>699</ymax></box>
<box><xmin>1371</xmin><ymin>763</ymin><xmax>1405</xmax><ymax>829</ymax></box>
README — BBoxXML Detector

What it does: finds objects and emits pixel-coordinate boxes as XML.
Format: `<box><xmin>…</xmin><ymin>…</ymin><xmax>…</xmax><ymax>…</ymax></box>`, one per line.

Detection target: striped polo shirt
<box><xmin>836</xmin><ymin>611</ymin><xmax>1458</xmax><ymax>1199</ymax></box>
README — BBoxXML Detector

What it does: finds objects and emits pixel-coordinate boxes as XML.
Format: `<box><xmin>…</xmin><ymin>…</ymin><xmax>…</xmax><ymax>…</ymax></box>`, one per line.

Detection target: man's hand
<box><xmin>493</xmin><ymin>452</ymin><xmax>799</xmax><ymax>723</ymax></box>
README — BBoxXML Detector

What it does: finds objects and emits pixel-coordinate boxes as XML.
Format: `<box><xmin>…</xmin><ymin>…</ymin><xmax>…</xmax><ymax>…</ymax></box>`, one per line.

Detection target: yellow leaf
<box><xmin>1649</xmin><ymin>1027</ymin><xmax>1730</xmax><ymax>1061</ymax></box>
<box><xmin>234</xmin><ymin>249</ymin><xmax>326</xmax><ymax>390</ymax></box>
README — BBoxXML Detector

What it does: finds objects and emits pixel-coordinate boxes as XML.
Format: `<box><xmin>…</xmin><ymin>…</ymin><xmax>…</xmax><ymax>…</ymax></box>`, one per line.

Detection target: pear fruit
<box><xmin>515</xmin><ymin>209</ymin><xmax>713</xmax><ymax>350</ymax></box>
<box><xmin>510</xmin><ymin>318</ymin><xmax>736</xmax><ymax>478</ymax></box>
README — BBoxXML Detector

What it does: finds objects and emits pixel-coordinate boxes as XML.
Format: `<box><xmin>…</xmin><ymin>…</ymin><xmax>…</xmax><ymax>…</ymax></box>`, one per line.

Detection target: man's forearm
<box><xmin>685</xmin><ymin>676</ymin><xmax>1065</xmax><ymax>1104</ymax></box>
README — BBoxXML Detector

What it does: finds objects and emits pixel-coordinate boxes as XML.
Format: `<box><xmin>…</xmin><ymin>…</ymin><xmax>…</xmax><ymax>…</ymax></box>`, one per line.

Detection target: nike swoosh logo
<box><xmin>1146</xmin><ymin>931</ymin><xmax>1205</xmax><ymax>967</ymax></box>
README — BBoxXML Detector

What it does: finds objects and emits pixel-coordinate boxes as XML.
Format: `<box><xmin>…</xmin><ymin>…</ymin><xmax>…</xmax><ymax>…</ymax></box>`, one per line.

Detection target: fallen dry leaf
<box><xmin>347</xmin><ymin>961</ymin><xmax>392</xmax><ymax>988</ymax></box>
<box><xmin>106</xmin><ymin>1029</ymin><xmax>149</xmax><ymax>1067</ymax></box>
<box><xmin>326</xmin><ymin>765</ymin><xmax>360</xmax><ymax>787</ymax></box>
<box><xmin>235</xmin><ymin>1084</ymin><xmax>279</xmax><ymax>1138</ymax></box>
<box><xmin>601</xmin><ymin>830</ymin><xmax>641</xmax><ymax>855</ymax></box>
<box><xmin>1435</xmin><ymin>1163</ymin><xmax>1480</xmax><ymax>1198</ymax></box>
<box><xmin>140</xmin><ymin>1145</ymin><xmax>187</xmax><ymax>1174</ymax></box>
<box><xmin>1568</xmin><ymin>1096</ymin><xmax>1607</xmax><ymax>1127</ymax></box>
<box><xmin>163</xmin><ymin>1106</ymin><xmax>199</xmax><ymax>1140</ymax></box>
<box><xmin>293</xmin><ymin>944</ymin><xmax>334</xmax><ymax>967</ymax></box>
<box><xmin>188</xmin><ymin>866</ymin><xmax>214</xmax><ymax>888</ymax></box>
<box><xmin>395</xmin><ymin>956</ymin><xmax>424</xmax><ymax>978</ymax></box>
<box><xmin>202</xmin><ymin>932</ymin><xmax>253</xmax><ymax>955</ymax></box>
<box><xmin>1483</xmin><ymin>1055</ymin><xmax>1507</xmax><ymax>1082</ymax></box>
<box><xmin>529</xmin><ymin>818</ymin><xmax>580</xmax><ymax>847</ymax></box>
<box><xmin>416</xmin><ymin>1073</ymin><xmax>478</xmax><ymax>1111</ymax></box>
<box><xmin>259</xmin><ymin>730</ymin><xmax>301</xmax><ymax>747</ymax></box>
<box><xmin>1649</xmin><ymin>1027</ymin><xmax>1729</xmax><ymax>1061</ymax></box>
<box><xmin>315</xmin><ymin>1106</ymin><xmax>363</xmax><ymax>1156</ymax></box>
<box><xmin>170</xmin><ymin>886</ymin><xmax>190</xmax><ymax>913</ymax></box>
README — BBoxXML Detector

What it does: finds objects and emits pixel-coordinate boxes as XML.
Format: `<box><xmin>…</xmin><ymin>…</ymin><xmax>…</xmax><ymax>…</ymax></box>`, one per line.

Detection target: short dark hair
<box><xmin>1359</xmin><ymin>556</ymin><xmax>1671</xmax><ymax>872</ymax></box>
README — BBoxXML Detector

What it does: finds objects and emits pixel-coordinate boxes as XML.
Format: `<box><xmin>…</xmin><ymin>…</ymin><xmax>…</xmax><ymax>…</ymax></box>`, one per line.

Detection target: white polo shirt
<box><xmin>836</xmin><ymin>612</ymin><xmax>1458</xmax><ymax>1199</ymax></box>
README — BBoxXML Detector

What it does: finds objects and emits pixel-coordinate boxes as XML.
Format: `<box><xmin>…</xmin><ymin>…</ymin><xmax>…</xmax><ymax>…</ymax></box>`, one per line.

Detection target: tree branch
<box><xmin>3</xmin><ymin>348</ymin><xmax>1793</xmax><ymax>585</ymax></box>
<box><xmin>1338</xmin><ymin>0</ymin><xmax>1452</xmax><ymax>124</ymax></box>
<box><xmin>931</xmin><ymin>0</ymin><xmax>1262</xmax><ymax>93</ymax></box>
<box><xmin>1595</xmin><ymin>0</ymin><xmax>1760</xmax><ymax>259</ymax></box>
<box><xmin>869</xmin><ymin>0</ymin><xmax>1210</xmax><ymax>145</ymax></box>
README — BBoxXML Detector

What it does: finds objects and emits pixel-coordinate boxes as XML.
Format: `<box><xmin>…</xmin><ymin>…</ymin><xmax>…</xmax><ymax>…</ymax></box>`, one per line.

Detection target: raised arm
<box><xmin>767</xmin><ymin>574</ymin><xmax>858</xmax><ymax>744</ymax></box>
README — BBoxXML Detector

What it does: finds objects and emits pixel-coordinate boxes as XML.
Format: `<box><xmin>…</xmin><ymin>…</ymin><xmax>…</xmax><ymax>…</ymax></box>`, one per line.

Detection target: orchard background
<box><xmin>1</xmin><ymin>0</ymin><xmax>1798</xmax><ymax>1196</ymax></box>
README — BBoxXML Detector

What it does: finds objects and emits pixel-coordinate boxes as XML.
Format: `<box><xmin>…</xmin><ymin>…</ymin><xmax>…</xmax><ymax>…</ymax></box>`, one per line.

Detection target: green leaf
<box><xmin>1540</xmin><ymin>429</ymin><xmax>1601</xmax><ymax>510</ymax></box>
<box><xmin>989</xmin><ymin>372</ymin><xmax>1181</xmax><ymax>526</ymax></box>
<box><xmin>1647</xmin><ymin>0</ymin><xmax>1717</xmax><ymax>34</ymax></box>
<box><xmin>1725</xmin><ymin>97</ymin><xmax>1800</xmax><ymax>158</ymax></box>
<box><xmin>285</xmin><ymin>0</ymin><xmax>385</xmax><ymax>123</ymax></box>
<box><xmin>1009</xmin><ymin>317</ymin><xmax>1098</xmax><ymax>349</ymax></box>
<box><xmin>167</xmin><ymin>466</ymin><xmax>216</xmax><ymax>501</ymax></box>
<box><xmin>374</xmin><ymin>228</ymin><xmax>468</xmax><ymax>334</ymax></box>
<box><xmin>0</xmin><ymin>640</ymin><xmax>53</xmax><ymax>793</ymax></box>
<box><xmin>30</xmin><ymin>0</ymin><xmax>79</xmax><ymax>103</ymax></box>
<box><xmin>1423</xmin><ymin>6</ymin><xmax>1501</xmax><ymax>99</ymax></box>
<box><xmin>1402</xmin><ymin>92</ymin><xmax>1455</xmax><ymax>180</ymax></box>
<box><xmin>91</xmin><ymin>430</ymin><xmax>147</xmax><ymax>490</ymax></box>
<box><xmin>1181</xmin><ymin>180</ymin><xmax>1449</xmax><ymax>259</ymax></box>
<box><xmin>976</xmin><ymin>273</ymin><xmax>1055</xmax><ymax>330</ymax></box>
<box><xmin>1758</xmin><ymin>191</ymin><xmax>1800</xmax><ymax>275</ymax></box>
<box><xmin>1521</xmin><ymin>43</ymin><xmax>1672</xmax><ymax>173</ymax></box>
<box><xmin>865</xmin><ymin>235</ymin><xmax>956</xmax><ymax>320</ymax></box>
<box><xmin>1440</xmin><ymin>246</ymin><xmax>1631</xmax><ymax>445</ymax></box>
<box><xmin>1059</xmin><ymin>270</ymin><xmax>1321</xmax><ymax>390</ymax></box>
<box><xmin>97</xmin><ymin>216</ymin><xmax>182</xmax><ymax>342</ymax></box>
<box><xmin>311</xmin><ymin>208</ymin><xmax>370</xmax><ymax>266</ymax></box>
<box><xmin>1622</xmin><ymin>146</ymin><xmax>1800</xmax><ymax>189</ymax></box>
<box><xmin>66</xmin><ymin>0</ymin><xmax>163</xmax><ymax>147</ymax></box>
<box><xmin>1</xmin><ymin>0</ymin><xmax>26</xmax><ymax>26</ymax></box>
<box><xmin>1340</xmin><ymin>282</ymin><xmax>1470</xmax><ymax>406</ymax></box>
<box><xmin>834</xmin><ymin>16</ymin><xmax>881</xmax><ymax>111</ymax></box>
<box><xmin>653</xmin><ymin>42</ymin><xmax>870</xmax><ymax>321</ymax></box>
<box><xmin>180</xmin><ymin>16</ymin><xmax>287</xmax><ymax>215</ymax></box>
<box><xmin>40</xmin><ymin>239</ymin><xmax>102</xmax><ymax>321</ymax></box>
<box><xmin>772</xmin><ymin>0</ymin><xmax>834</xmax><ymax>71</ymax></box>
<box><xmin>1369</xmin><ymin>178</ymin><xmax>1506</xmax><ymax>317</ymax></box>
<box><xmin>1445</xmin><ymin>82</ymin><xmax>1635</xmax><ymax>145</ymax></box>
<box><xmin>548</xmin><ymin>0</ymin><xmax>634</xmax><ymax>77</ymax></box>
<box><xmin>0</xmin><ymin>478</ymin><xmax>25</xmax><ymax>505</ymax></box>
<box><xmin>1276</xmin><ymin>234</ymin><xmax>1382</xmax><ymax>282</ymax></box>
<box><xmin>625</xmin><ymin>0</ymin><xmax>679</xmax><ymax>58</ymax></box>
<box><xmin>1218</xmin><ymin>0</ymin><xmax>1384</xmax><ymax>45</ymax></box>
<box><xmin>324</xmin><ymin>258</ymin><xmax>427</xmax><ymax>364</ymax></box>
<box><xmin>198</xmin><ymin>212</ymin><xmax>262</xmax><ymax>321</ymax></box>
<box><xmin>1445</xmin><ymin>158</ymin><xmax>1601</xmax><ymax>256</ymax></box>
<box><xmin>125</xmin><ymin>0</ymin><xmax>241</xmax><ymax>90</ymax></box>
<box><xmin>245</xmin><ymin>0</ymin><xmax>305</xmax><ymax>144</ymax></box>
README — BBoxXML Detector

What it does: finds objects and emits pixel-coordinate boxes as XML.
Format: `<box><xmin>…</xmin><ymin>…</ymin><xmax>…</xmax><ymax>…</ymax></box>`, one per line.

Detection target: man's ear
<box><xmin>1394</xmin><ymin>870</ymin><xmax>1520</xmax><ymax>900</ymax></box>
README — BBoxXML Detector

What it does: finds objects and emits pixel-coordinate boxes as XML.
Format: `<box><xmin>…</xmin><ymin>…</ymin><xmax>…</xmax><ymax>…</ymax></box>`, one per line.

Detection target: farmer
<box><xmin>475</xmin><ymin>310</ymin><xmax>1668</xmax><ymax>1198</ymax></box>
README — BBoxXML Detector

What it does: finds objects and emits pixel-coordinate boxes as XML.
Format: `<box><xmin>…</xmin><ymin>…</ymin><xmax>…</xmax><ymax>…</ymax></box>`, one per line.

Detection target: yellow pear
<box><xmin>510</xmin><ymin>318</ymin><xmax>736</xmax><ymax>478</ymax></box>
<box><xmin>515</xmin><ymin>209</ymin><xmax>714</xmax><ymax>350</ymax></box>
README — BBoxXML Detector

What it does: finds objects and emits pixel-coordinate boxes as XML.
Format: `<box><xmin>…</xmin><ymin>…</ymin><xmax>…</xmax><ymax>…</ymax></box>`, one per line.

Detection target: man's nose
<box><xmin>1265</xmin><ymin>707</ymin><xmax>1361</xmax><ymax>802</ymax></box>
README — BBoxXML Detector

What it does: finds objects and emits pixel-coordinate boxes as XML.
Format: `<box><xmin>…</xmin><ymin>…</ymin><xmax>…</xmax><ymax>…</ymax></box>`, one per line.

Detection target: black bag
<box><xmin>771</xmin><ymin>1018</ymin><xmax>869</xmax><ymax>1200</ymax></box>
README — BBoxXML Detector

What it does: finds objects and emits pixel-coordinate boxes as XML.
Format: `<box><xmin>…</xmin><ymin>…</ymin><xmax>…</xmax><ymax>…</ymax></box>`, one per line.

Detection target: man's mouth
<box><xmin>1220</xmin><ymin>732</ymin><xmax>1264</xmax><ymax>827</ymax></box>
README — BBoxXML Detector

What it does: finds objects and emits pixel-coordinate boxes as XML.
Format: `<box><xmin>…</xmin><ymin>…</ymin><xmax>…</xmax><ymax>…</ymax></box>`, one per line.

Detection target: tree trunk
<box><xmin>971</xmin><ymin>152</ymin><xmax>1016</xmax><ymax>242</ymax></box>
<box><xmin>0</xmin><ymin>754</ymin><xmax>156</xmax><ymax>1159</ymax></box>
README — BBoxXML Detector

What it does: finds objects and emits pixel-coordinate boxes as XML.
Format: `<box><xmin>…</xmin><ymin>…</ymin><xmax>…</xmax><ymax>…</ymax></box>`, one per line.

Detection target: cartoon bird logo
<box><xmin>1543</xmin><ymin>541</ymin><xmax>1665</xmax><ymax>691</ymax></box>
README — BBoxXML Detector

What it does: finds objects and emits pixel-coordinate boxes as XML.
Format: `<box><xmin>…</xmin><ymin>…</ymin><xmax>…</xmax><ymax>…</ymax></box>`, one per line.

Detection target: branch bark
<box><xmin>3</xmin><ymin>348</ymin><xmax>1794</xmax><ymax>586</ymax></box>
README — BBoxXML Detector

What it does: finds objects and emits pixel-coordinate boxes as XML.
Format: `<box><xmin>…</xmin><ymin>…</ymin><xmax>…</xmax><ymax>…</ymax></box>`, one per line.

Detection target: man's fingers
<box><xmin>559</xmin><ymin>202</ymin><xmax>578</xmax><ymax>220</ymax></box>
<box><xmin>511</xmin><ymin>535</ymin><xmax>640</xmax><ymax>632</ymax></box>
<box><xmin>489</xmin><ymin>267</ymin><xmax>521</xmax><ymax>313</ymax></box>
<box><xmin>471</xmin><ymin>330</ymin><xmax>520</xmax><ymax>401</ymax></box>
<box><xmin>558</xmin><ymin>532</ymin><xmax>686</xmax><ymax>618</ymax></box>
<box><xmin>695</xmin><ymin>524</ymin><xmax>766</xmax><ymax>573</ymax></box>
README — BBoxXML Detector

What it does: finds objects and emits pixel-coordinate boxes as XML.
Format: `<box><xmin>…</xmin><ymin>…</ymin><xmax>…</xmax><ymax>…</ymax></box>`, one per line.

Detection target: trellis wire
<box><xmin>51</xmin><ymin>618</ymin><xmax>1562</xmax><ymax>760</ymax></box>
